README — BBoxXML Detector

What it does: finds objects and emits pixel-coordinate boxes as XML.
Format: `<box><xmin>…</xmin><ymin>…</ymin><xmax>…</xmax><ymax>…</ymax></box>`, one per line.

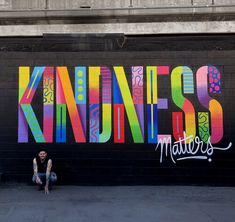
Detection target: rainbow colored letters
<box><xmin>18</xmin><ymin>66</ymin><xmax>223</xmax><ymax>144</ymax></box>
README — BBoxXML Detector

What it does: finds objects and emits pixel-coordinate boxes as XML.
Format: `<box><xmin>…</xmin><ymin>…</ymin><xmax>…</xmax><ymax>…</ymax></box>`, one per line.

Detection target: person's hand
<box><xmin>36</xmin><ymin>176</ymin><xmax>42</xmax><ymax>185</ymax></box>
<box><xmin>44</xmin><ymin>186</ymin><xmax>49</xmax><ymax>195</ymax></box>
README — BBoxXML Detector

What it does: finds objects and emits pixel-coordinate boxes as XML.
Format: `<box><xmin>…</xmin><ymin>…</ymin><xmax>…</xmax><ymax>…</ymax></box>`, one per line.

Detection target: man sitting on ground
<box><xmin>32</xmin><ymin>149</ymin><xmax>57</xmax><ymax>194</ymax></box>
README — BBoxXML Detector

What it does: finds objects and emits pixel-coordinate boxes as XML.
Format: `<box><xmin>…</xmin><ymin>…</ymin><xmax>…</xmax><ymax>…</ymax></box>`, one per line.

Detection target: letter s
<box><xmin>171</xmin><ymin>66</ymin><xmax>196</xmax><ymax>143</ymax></box>
<box><xmin>196</xmin><ymin>65</ymin><xmax>223</xmax><ymax>144</ymax></box>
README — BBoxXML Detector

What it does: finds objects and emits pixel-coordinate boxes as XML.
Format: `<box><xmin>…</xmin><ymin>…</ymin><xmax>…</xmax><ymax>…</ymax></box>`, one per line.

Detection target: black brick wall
<box><xmin>0</xmin><ymin>34</ymin><xmax>235</xmax><ymax>185</ymax></box>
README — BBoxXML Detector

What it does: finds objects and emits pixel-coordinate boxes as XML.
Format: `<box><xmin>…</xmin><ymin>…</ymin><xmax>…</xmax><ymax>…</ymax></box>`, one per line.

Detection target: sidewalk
<box><xmin>0</xmin><ymin>185</ymin><xmax>235</xmax><ymax>222</ymax></box>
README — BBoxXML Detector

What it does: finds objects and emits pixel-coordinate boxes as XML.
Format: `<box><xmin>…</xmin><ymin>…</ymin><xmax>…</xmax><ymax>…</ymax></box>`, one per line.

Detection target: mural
<box><xmin>18</xmin><ymin>65</ymin><xmax>232</xmax><ymax>163</ymax></box>
<box><xmin>1</xmin><ymin>35</ymin><xmax>235</xmax><ymax>184</ymax></box>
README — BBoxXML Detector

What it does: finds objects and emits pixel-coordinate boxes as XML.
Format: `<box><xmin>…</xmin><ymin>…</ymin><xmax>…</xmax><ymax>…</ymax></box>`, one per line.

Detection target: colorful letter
<box><xmin>18</xmin><ymin>66</ymin><xmax>46</xmax><ymax>142</ymax></box>
<box><xmin>196</xmin><ymin>65</ymin><xmax>223</xmax><ymax>143</ymax></box>
<box><xmin>113</xmin><ymin>66</ymin><xmax>144</xmax><ymax>143</ymax></box>
<box><xmin>56</xmin><ymin>67</ymin><xmax>86</xmax><ymax>143</ymax></box>
<box><xmin>171</xmin><ymin>66</ymin><xmax>196</xmax><ymax>143</ymax></box>
<box><xmin>89</xmin><ymin>66</ymin><xmax>112</xmax><ymax>143</ymax></box>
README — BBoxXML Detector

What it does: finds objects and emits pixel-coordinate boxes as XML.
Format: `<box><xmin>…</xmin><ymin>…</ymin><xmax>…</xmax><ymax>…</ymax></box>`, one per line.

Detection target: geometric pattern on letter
<box><xmin>198</xmin><ymin>112</ymin><xmax>210</xmax><ymax>143</ymax></box>
<box><xmin>183</xmin><ymin>66</ymin><xmax>194</xmax><ymax>94</ymax></box>
<box><xmin>89</xmin><ymin>104</ymin><xmax>99</xmax><ymax>142</ymax></box>
<box><xmin>208</xmin><ymin>65</ymin><xmax>221</xmax><ymax>93</ymax></box>
<box><xmin>75</xmin><ymin>67</ymin><xmax>86</xmax><ymax>104</ymax></box>
<box><xmin>132</xmin><ymin>66</ymin><xmax>143</xmax><ymax>104</ymax></box>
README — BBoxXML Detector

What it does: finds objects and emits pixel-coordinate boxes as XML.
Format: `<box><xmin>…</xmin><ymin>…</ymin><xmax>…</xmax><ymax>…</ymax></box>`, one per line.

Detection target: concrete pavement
<box><xmin>0</xmin><ymin>185</ymin><xmax>235</xmax><ymax>222</ymax></box>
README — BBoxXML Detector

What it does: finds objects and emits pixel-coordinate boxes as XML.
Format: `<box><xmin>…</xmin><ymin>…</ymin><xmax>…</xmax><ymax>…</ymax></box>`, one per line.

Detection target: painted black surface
<box><xmin>0</xmin><ymin>34</ymin><xmax>235</xmax><ymax>185</ymax></box>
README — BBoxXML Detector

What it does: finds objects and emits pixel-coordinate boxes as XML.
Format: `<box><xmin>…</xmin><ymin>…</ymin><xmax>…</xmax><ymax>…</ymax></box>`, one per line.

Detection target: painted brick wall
<box><xmin>0</xmin><ymin>34</ymin><xmax>235</xmax><ymax>185</ymax></box>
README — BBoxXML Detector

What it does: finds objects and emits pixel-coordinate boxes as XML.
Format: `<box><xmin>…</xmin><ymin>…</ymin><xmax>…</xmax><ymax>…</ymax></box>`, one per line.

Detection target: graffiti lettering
<box><xmin>18</xmin><ymin>65</ymin><xmax>224</xmax><ymax>145</ymax></box>
<box><xmin>155</xmin><ymin>132</ymin><xmax>232</xmax><ymax>163</ymax></box>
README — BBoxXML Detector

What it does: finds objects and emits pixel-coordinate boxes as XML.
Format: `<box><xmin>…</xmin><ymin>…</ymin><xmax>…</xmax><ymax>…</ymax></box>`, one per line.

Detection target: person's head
<box><xmin>37</xmin><ymin>149</ymin><xmax>48</xmax><ymax>161</ymax></box>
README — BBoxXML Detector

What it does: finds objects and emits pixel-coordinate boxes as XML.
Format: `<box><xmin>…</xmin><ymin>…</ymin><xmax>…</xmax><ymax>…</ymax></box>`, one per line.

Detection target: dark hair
<box><xmin>37</xmin><ymin>149</ymin><xmax>48</xmax><ymax>155</ymax></box>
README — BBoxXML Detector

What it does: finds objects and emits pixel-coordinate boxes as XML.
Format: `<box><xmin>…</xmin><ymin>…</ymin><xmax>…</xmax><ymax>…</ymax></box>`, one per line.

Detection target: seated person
<box><xmin>32</xmin><ymin>149</ymin><xmax>57</xmax><ymax>194</ymax></box>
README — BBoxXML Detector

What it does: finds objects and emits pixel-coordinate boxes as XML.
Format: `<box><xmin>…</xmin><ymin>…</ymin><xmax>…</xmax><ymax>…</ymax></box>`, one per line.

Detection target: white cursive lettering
<box><xmin>155</xmin><ymin>132</ymin><xmax>232</xmax><ymax>163</ymax></box>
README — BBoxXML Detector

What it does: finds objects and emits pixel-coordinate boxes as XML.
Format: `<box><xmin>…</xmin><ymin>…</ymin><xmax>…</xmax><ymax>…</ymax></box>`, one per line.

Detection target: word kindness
<box><xmin>18</xmin><ymin>65</ymin><xmax>223</xmax><ymax>144</ymax></box>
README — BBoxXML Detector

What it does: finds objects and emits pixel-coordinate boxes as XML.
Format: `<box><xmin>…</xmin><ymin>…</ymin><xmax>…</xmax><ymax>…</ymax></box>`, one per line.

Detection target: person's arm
<box><xmin>33</xmin><ymin>158</ymin><xmax>38</xmax><ymax>175</ymax></box>
<box><xmin>33</xmin><ymin>158</ymin><xmax>42</xmax><ymax>185</ymax></box>
<box><xmin>44</xmin><ymin>159</ymin><xmax>52</xmax><ymax>194</ymax></box>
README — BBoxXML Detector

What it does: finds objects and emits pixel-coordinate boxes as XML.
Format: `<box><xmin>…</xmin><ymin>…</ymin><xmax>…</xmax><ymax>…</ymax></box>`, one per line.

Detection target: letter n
<box><xmin>56</xmin><ymin>67</ymin><xmax>86</xmax><ymax>143</ymax></box>
<box><xmin>113</xmin><ymin>66</ymin><xmax>144</xmax><ymax>143</ymax></box>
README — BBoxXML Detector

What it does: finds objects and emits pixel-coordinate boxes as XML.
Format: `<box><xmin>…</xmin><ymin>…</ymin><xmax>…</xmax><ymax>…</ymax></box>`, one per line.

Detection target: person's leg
<box><xmin>37</xmin><ymin>173</ymin><xmax>46</xmax><ymax>186</ymax></box>
<box><xmin>32</xmin><ymin>173</ymin><xmax>46</xmax><ymax>190</ymax></box>
<box><xmin>49</xmin><ymin>172</ymin><xmax>57</xmax><ymax>183</ymax></box>
<box><xmin>48</xmin><ymin>172</ymin><xmax>57</xmax><ymax>190</ymax></box>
